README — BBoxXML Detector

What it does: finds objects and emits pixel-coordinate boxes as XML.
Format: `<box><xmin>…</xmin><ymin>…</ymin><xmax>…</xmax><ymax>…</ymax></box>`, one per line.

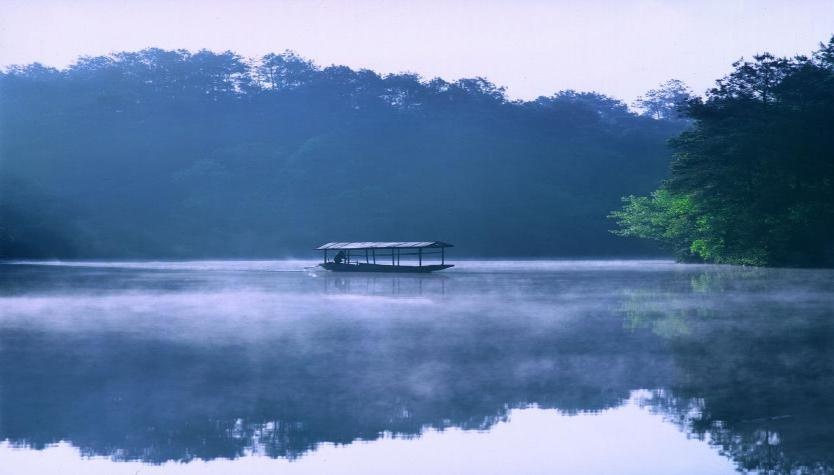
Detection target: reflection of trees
<box><xmin>625</xmin><ymin>266</ymin><xmax>834</xmax><ymax>474</ymax></box>
<box><xmin>623</xmin><ymin>266</ymin><xmax>786</xmax><ymax>337</ymax></box>
<box><xmin>2</xmin><ymin>265</ymin><xmax>833</xmax><ymax>472</ymax></box>
<box><xmin>0</xmin><ymin>327</ymin><xmax>667</xmax><ymax>462</ymax></box>
<box><xmin>0</xmin><ymin>270</ymin><xmax>673</xmax><ymax>463</ymax></box>
<box><xmin>660</xmin><ymin>314</ymin><xmax>834</xmax><ymax>473</ymax></box>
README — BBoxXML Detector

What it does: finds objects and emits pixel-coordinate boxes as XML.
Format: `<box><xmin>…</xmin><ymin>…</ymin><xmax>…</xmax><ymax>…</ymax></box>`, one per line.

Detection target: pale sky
<box><xmin>1</xmin><ymin>0</ymin><xmax>833</xmax><ymax>102</ymax></box>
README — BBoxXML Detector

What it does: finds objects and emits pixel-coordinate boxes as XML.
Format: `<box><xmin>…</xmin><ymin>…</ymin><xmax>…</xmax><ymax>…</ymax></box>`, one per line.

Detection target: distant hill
<box><xmin>0</xmin><ymin>49</ymin><xmax>685</xmax><ymax>258</ymax></box>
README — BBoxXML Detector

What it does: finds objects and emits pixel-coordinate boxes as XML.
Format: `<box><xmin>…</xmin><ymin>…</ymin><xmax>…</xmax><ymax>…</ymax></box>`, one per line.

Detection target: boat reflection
<box><xmin>319</xmin><ymin>273</ymin><xmax>447</xmax><ymax>297</ymax></box>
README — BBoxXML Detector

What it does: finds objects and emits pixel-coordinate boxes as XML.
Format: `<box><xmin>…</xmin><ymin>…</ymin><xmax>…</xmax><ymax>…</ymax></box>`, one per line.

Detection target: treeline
<box><xmin>0</xmin><ymin>49</ymin><xmax>684</xmax><ymax>258</ymax></box>
<box><xmin>612</xmin><ymin>37</ymin><xmax>834</xmax><ymax>267</ymax></box>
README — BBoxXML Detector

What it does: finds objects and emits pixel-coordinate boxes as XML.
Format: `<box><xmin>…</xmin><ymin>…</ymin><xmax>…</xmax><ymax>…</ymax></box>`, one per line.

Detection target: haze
<box><xmin>2</xmin><ymin>0</ymin><xmax>833</xmax><ymax>101</ymax></box>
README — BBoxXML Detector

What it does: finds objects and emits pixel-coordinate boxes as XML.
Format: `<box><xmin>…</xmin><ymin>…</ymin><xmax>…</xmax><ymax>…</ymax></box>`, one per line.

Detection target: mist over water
<box><xmin>1</xmin><ymin>260</ymin><xmax>833</xmax><ymax>474</ymax></box>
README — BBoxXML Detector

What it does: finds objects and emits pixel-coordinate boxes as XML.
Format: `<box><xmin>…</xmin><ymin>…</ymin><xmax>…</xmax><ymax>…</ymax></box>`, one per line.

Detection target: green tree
<box><xmin>612</xmin><ymin>37</ymin><xmax>834</xmax><ymax>267</ymax></box>
<box><xmin>610</xmin><ymin>190</ymin><xmax>701</xmax><ymax>262</ymax></box>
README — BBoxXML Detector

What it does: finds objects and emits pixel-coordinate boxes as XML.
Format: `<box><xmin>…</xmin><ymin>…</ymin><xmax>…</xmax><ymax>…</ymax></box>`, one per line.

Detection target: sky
<box><xmin>1</xmin><ymin>0</ymin><xmax>833</xmax><ymax>102</ymax></box>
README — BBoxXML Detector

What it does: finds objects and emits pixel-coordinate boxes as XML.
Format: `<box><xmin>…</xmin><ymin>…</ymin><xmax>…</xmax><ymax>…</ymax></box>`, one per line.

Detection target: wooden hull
<box><xmin>319</xmin><ymin>263</ymin><xmax>454</xmax><ymax>273</ymax></box>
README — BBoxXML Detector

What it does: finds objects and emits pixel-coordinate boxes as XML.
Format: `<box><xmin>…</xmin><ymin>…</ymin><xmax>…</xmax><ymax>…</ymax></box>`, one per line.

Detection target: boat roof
<box><xmin>317</xmin><ymin>241</ymin><xmax>453</xmax><ymax>250</ymax></box>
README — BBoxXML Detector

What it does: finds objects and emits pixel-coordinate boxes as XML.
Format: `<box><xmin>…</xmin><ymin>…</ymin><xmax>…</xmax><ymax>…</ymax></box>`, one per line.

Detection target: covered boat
<box><xmin>316</xmin><ymin>241</ymin><xmax>454</xmax><ymax>273</ymax></box>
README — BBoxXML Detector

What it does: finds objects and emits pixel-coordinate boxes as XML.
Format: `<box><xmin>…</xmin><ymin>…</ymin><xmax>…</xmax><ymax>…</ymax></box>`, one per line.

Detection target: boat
<box><xmin>316</xmin><ymin>242</ymin><xmax>454</xmax><ymax>273</ymax></box>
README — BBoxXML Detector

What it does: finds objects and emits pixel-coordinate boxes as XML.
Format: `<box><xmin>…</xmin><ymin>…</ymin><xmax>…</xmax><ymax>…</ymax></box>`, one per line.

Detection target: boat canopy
<box><xmin>316</xmin><ymin>241</ymin><xmax>453</xmax><ymax>250</ymax></box>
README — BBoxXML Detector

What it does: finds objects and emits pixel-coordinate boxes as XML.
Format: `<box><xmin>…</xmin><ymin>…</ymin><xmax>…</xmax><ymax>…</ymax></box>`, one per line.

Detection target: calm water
<box><xmin>1</xmin><ymin>260</ymin><xmax>833</xmax><ymax>474</ymax></box>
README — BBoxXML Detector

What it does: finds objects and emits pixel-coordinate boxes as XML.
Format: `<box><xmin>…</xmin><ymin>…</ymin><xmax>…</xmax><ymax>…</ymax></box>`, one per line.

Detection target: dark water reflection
<box><xmin>1</xmin><ymin>260</ymin><xmax>833</xmax><ymax>473</ymax></box>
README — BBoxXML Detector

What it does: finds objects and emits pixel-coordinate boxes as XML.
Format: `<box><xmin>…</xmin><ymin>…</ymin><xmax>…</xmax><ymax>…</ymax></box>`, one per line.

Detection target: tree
<box><xmin>633</xmin><ymin>79</ymin><xmax>694</xmax><ymax>120</ymax></box>
<box><xmin>610</xmin><ymin>190</ymin><xmax>701</xmax><ymax>262</ymax></box>
<box><xmin>612</xmin><ymin>37</ymin><xmax>834</xmax><ymax>267</ymax></box>
<box><xmin>255</xmin><ymin>51</ymin><xmax>317</xmax><ymax>90</ymax></box>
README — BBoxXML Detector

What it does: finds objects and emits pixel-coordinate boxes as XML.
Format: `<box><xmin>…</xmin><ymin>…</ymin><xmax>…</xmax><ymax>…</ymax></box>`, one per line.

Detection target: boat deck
<box><xmin>319</xmin><ymin>263</ymin><xmax>454</xmax><ymax>273</ymax></box>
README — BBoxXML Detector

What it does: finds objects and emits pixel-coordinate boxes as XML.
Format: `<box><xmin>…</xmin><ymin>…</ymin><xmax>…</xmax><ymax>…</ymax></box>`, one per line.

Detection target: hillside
<box><xmin>0</xmin><ymin>49</ymin><xmax>684</xmax><ymax>258</ymax></box>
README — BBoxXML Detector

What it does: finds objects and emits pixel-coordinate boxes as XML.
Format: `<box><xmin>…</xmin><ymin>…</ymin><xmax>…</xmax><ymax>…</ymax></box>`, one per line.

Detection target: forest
<box><xmin>612</xmin><ymin>37</ymin><xmax>834</xmax><ymax>267</ymax></box>
<box><xmin>3</xmin><ymin>39</ymin><xmax>831</xmax><ymax>265</ymax></box>
<box><xmin>0</xmin><ymin>49</ymin><xmax>684</xmax><ymax>258</ymax></box>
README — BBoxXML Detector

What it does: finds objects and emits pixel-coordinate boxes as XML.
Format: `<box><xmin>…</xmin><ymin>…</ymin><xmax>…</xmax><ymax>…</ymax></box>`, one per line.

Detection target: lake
<box><xmin>1</xmin><ymin>260</ymin><xmax>833</xmax><ymax>474</ymax></box>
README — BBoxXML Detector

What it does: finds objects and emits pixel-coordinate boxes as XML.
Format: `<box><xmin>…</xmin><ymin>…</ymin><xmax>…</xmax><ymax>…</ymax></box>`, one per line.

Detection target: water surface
<box><xmin>1</xmin><ymin>260</ymin><xmax>833</xmax><ymax>474</ymax></box>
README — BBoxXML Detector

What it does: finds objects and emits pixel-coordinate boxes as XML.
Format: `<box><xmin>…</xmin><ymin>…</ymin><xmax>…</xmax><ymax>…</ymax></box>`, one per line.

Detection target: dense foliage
<box><xmin>612</xmin><ymin>37</ymin><xmax>834</xmax><ymax>267</ymax></box>
<box><xmin>0</xmin><ymin>49</ymin><xmax>683</xmax><ymax>258</ymax></box>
